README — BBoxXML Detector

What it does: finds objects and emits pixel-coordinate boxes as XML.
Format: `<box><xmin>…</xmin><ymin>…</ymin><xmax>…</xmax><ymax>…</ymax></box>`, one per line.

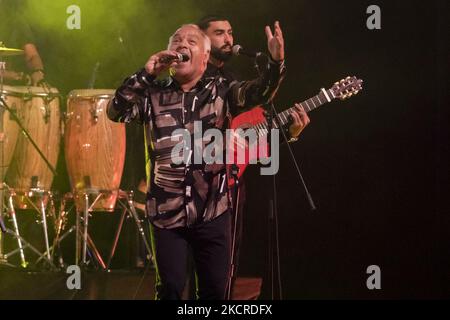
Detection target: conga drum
<box><xmin>5</xmin><ymin>86</ymin><xmax>61</xmax><ymax>208</ymax></box>
<box><xmin>65</xmin><ymin>90</ymin><xmax>126</xmax><ymax>212</ymax></box>
<box><xmin>0</xmin><ymin>85</ymin><xmax>21</xmax><ymax>180</ymax></box>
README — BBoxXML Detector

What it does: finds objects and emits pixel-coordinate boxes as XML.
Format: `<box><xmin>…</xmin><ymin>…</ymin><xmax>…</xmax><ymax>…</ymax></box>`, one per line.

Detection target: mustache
<box><xmin>221</xmin><ymin>45</ymin><xmax>232</xmax><ymax>50</ymax></box>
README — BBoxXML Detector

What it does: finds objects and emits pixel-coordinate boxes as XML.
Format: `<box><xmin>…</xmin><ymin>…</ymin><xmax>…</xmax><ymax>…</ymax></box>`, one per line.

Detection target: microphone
<box><xmin>159</xmin><ymin>53</ymin><xmax>190</xmax><ymax>64</ymax></box>
<box><xmin>232</xmin><ymin>45</ymin><xmax>263</xmax><ymax>58</ymax></box>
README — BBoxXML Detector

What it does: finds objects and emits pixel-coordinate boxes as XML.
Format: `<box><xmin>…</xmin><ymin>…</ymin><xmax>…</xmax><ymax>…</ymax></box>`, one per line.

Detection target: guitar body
<box><xmin>227</xmin><ymin>106</ymin><xmax>266</xmax><ymax>186</ymax></box>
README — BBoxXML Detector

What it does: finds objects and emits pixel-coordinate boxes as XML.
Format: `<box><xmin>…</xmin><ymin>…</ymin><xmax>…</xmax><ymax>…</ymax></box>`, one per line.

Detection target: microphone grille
<box><xmin>180</xmin><ymin>53</ymin><xmax>190</xmax><ymax>62</ymax></box>
<box><xmin>232</xmin><ymin>45</ymin><xmax>242</xmax><ymax>56</ymax></box>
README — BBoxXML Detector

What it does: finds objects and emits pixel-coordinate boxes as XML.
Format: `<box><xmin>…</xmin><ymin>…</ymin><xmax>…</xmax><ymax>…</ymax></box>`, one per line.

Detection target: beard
<box><xmin>211</xmin><ymin>46</ymin><xmax>233</xmax><ymax>62</ymax></box>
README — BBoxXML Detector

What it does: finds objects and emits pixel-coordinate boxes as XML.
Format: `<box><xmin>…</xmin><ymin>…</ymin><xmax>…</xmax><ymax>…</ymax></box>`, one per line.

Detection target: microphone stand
<box><xmin>263</xmin><ymin>100</ymin><xmax>316</xmax><ymax>300</ymax></box>
<box><xmin>267</xmin><ymin>101</ymin><xmax>316</xmax><ymax>211</ymax></box>
<box><xmin>0</xmin><ymin>58</ymin><xmax>7</xmax><ymax>264</ymax></box>
<box><xmin>250</xmin><ymin>54</ymin><xmax>316</xmax><ymax>299</ymax></box>
<box><xmin>263</xmin><ymin>102</ymin><xmax>280</xmax><ymax>300</ymax></box>
<box><xmin>0</xmin><ymin>59</ymin><xmax>8</xmax><ymax>263</ymax></box>
<box><xmin>226</xmin><ymin>164</ymin><xmax>240</xmax><ymax>300</ymax></box>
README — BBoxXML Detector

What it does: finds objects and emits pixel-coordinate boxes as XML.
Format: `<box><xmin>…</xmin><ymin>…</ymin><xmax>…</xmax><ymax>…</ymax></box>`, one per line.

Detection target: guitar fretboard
<box><xmin>253</xmin><ymin>88</ymin><xmax>335</xmax><ymax>137</ymax></box>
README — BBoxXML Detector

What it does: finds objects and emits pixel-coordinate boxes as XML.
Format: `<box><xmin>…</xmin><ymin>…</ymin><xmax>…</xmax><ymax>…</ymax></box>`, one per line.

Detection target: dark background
<box><xmin>0</xmin><ymin>0</ymin><xmax>448</xmax><ymax>299</ymax></box>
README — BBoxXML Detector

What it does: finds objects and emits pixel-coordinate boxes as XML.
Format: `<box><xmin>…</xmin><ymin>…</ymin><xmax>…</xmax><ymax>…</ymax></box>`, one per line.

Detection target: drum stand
<box><xmin>40</xmin><ymin>193</ymin><xmax>101</xmax><ymax>269</ymax></box>
<box><xmin>0</xmin><ymin>186</ymin><xmax>56</xmax><ymax>269</ymax></box>
<box><xmin>52</xmin><ymin>189</ymin><xmax>153</xmax><ymax>270</ymax></box>
<box><xmin>45</xmin><ymin>195</ymin><xmax>75</xmax><ymax>268</ymax></box>
<box><xmin>74</xmin><ymin>190</ymin><xmax>108</xmax><ymax>269</ymax></box>
<box><xmin>106</xmin><ymin>190</ymin><xmax>153</xmax><ymax>270</ymax></box>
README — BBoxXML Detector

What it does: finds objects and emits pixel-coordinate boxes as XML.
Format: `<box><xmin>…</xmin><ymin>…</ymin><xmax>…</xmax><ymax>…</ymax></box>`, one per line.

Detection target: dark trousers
<box><xmin>150</xmin><ymin>211</ymin><xmax>231</xmax><ymax>300</ymax></box>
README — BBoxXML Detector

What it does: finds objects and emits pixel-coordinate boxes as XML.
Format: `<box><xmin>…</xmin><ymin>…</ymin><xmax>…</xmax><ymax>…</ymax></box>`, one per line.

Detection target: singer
<box><xmin>107</xmin><ymin>22</ymin><xmax>285</xmax><ymax>300</ymax></box>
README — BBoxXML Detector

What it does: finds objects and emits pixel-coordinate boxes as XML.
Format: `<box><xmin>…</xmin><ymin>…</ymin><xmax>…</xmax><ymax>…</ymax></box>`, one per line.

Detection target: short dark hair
<box><xmin>197</xmin><ymin>15</ymin><xmax>230</xmax><ymax>31</ymax></box>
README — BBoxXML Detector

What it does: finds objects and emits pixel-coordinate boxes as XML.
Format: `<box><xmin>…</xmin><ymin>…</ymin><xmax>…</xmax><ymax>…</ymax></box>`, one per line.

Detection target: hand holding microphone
<box><xmin>145</xmin><ymin>50</ymin><xmax>189</xmax><ymax>76</ymax></box>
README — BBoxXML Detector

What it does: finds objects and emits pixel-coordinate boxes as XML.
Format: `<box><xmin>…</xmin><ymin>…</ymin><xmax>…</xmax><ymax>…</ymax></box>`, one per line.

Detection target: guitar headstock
<box><xmin>331</xmin><ymin>76</ymin><xmax>363</xmax><ymax>100</ymax></box>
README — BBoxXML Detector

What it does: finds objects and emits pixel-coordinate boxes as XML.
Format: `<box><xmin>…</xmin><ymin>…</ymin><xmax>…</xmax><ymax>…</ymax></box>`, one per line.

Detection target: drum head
<box><xmin>3</xmin><ymin>86</ymin><xmax>60</xmax><ymax>98</ymax></box>
<box><xmin>68</xmin><ymin>89</ymin><xmax>115</xmax><ymax>99</ymax></box>
<box><xmin>1</xmin><ymin>84</ymin><xmax>28</xmax><ymax>95</ymax></box>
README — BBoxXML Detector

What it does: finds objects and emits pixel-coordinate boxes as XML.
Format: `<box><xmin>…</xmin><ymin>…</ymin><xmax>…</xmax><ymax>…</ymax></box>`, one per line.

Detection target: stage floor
<box><xmin>0</xmin><ymin>267</ymin><xmax>262</xmax><ymax>300</ymax></box>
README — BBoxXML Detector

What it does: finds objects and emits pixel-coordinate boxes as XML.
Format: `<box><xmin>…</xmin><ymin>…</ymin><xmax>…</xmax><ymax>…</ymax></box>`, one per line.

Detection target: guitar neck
<box><xmin>253</xmin><ymin>87</ymin><xmax>335</xmax><ymax>134</ymax></box>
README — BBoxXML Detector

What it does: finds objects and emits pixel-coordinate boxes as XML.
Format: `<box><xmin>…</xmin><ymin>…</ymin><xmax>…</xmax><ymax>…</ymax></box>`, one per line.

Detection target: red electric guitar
<box><xmin>227</xmin><ymin>76</ymin><xmax>363</xmax><ymax>186</ymax></box>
